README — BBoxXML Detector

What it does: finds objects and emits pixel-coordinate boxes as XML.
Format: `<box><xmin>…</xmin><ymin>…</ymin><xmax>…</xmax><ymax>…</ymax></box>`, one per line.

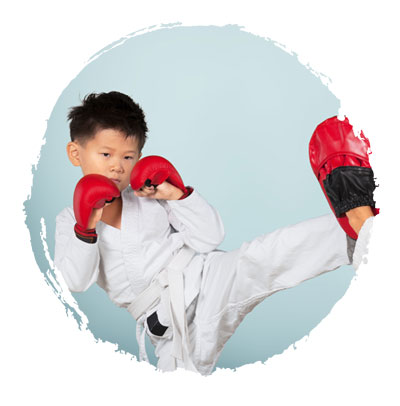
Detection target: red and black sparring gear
<box><xmin>73</xmin><ymin>174</ymin><xmax>121</xmax><ymax>243</ymax></box>
<box><xmin>130</xmin><ymin>155</ymin><xmax>193</xmax><ymax>199</ymax></box>
<box><xmin>309</xmin><ymin>116</ymin><xmax>379</xmax><ymax>240</ymax></box>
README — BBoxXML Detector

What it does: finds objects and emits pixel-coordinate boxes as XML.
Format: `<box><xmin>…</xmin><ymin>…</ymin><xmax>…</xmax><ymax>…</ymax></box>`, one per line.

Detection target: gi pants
<box><xmin>146</xmin><ymin>212</ymin><xmax>364</xmax><ymax>376</ymax></box>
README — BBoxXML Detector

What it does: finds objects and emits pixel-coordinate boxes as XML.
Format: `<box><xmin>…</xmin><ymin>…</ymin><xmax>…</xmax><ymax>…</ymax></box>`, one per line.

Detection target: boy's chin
<box><xmin>119</xmin><ymin>184</ymin><xmax>131</xmax><ymax>192</ymax></box>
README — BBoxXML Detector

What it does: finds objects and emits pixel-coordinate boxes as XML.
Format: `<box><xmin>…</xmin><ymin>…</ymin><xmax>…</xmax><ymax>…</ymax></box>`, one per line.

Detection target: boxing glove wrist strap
<box><xmin>74</xmin><ymin>223</ymin><xmax>98</xmax><ymax>244</ymax></box>
<box><xmin>179</xmin><ymin>186</ymin><xmax>194</xmax><ymax>200</ymax></box>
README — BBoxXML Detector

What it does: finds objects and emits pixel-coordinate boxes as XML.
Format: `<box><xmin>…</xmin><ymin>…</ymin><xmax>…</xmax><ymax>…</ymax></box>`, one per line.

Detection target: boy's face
<box><xmin>67</xmin><ymin>128</ymin><xmax>142</xmax><ymax>191</ymax></box>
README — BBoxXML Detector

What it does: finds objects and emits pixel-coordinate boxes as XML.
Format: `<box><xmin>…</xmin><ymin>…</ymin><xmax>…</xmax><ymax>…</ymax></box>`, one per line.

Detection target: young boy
<box><xmin>55</xmin><ymin>91</ymin><xmax>377</xmax><ymax>376</ymax></box>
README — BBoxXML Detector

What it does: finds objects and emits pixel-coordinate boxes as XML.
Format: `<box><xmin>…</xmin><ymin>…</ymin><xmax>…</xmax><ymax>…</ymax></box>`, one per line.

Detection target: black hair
<box><xmin>67</xmin><ymin>91</ymin><xmax>148</xmax><ymax>151</ymax></box>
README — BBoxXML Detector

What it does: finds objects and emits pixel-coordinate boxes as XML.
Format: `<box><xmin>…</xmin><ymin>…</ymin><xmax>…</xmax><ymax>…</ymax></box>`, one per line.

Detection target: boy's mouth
<box><xmin>110</xmin><ymin>178</ymin><xmax>121</xmax><ymax>185</ymax></box>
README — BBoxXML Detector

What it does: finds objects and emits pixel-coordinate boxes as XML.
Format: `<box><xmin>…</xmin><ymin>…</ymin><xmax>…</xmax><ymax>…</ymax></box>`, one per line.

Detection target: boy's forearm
<box><xmin>165</xmin><ymin>189</ymin><xmax>225</xmax><ymax>253</ymax></box>
<box><xmin>55</xmin><ymin>209</ymin><xmax>100</xmax><ymax>292</ymax></box>
<box><xmin>55</xmin><ymin>236</ymin><xmax>100</xmax><ymax>292</ymax></box>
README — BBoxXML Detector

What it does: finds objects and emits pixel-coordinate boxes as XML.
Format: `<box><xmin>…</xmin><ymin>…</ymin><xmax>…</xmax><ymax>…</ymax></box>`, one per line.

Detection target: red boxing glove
<box><xmin>73</xmin><ymin>174</ymin><xmax>121</xmax><ymax>243</ymax></box>
<box><xmin>309</xmin><ymin>116</ymin><xmax>379</xmax><ymax>240</ymax></box>
<box><xmin>130</xmin><ymin>155</ymin><xmax>192</xmax><ymax>199</ymax></box>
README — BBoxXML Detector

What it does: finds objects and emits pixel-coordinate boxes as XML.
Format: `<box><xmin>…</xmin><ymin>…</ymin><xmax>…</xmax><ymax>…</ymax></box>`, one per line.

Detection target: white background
<box><xmin>2</xmin><ymin>1</ymin><xmax>399</xmax><ymax>404</ymax></box>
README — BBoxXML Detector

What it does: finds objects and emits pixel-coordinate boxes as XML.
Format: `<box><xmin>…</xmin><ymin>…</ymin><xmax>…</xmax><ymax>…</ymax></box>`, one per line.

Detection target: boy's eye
<box><xmin>125</xmin><ymin>156</ymin><xmax>134</xmax><ymax>160</ymax></box>
<box><xmin>101</xmin><ymin>153</ymin><xmax>110</xmax><ymax>157</ymax></box>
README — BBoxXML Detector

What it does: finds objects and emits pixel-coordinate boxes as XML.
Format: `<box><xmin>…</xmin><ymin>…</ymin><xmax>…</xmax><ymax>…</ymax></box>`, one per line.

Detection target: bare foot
<box><xmin>345</xmin><ymin>206</ymin><xmax>374</xmax><ymax>236</ymax></box>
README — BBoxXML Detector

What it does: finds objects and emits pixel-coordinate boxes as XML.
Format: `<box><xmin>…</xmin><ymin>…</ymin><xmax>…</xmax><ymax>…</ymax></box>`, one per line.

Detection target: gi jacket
<box><xmin>54</xmin><ymin>187</ymin><xmax>225</xmax><ymax>310</ymax></box>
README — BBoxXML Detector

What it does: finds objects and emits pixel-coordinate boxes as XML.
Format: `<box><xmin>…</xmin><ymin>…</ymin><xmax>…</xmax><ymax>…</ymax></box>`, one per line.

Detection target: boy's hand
<box><xmin>73</xmin><ymin>174</ymin><xmax>120</xmax><ymax>243</ymax></box>
<box><xmin>87</xmin><ymin>206</ymin><xmax>104</xmax><ymax>229</ymax></box>
<box><xmin>134</xmin><ymin>181</ymin><xmax>184</xmax><ymax>200</ymax></box>
<box><xmin>130</xmin><ymin>155</ymin><xmax>192</xmax><ymax>200</ymax></box>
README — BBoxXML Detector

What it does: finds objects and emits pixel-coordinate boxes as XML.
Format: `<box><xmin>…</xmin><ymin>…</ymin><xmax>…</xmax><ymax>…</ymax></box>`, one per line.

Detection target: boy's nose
<box><xmin>110</xmin><ymin>160</ymin><xmax>124</xmax><ymax>173</ymax></box>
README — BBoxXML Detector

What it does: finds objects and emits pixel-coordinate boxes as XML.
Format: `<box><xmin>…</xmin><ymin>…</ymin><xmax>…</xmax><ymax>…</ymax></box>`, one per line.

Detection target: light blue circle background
<box><xmin>24</xmin><ymin>24</ymin><xmax>354</xmax><ymax>372</ymax></box>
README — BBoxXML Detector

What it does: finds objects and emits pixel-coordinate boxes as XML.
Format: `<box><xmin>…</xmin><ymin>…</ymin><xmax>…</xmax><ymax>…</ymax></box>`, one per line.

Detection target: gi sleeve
<box><xmin>54</xmin><ymin>207</ymin><xmax>100</xmax><ymax>292</ymax></box>
<box><xmin>161</xmin><ymin>189</ymin><xmax>225</xmax><ymax>253</ymax></box>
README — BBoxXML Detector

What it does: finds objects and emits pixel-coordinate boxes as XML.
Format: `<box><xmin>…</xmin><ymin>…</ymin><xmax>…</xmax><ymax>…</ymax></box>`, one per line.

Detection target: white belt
<box><xmin>127</xmin><ymin>246</ymin><xmax>198</xmax><ymax>372</ymax></box>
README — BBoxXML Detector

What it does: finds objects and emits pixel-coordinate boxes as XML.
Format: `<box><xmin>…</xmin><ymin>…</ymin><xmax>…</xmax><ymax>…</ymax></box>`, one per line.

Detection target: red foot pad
<box><xmin>309</xmin><ymin>116</ymin><xmax>378</xmax><ymax>240</ymax></box>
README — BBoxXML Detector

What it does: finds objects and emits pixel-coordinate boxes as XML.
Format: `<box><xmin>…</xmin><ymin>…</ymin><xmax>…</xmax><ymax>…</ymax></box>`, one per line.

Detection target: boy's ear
<box><xmin>66</xmin><ymin>141</ymin><xmax>81</xmax><ymax>167</ymax></box>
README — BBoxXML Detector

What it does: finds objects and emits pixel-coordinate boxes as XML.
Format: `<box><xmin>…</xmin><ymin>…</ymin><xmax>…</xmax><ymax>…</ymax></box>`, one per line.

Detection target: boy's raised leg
<box><xmin>345</xmin><ymin>205</ymin><xmax>374</xmax><ymax>236</ymax></box>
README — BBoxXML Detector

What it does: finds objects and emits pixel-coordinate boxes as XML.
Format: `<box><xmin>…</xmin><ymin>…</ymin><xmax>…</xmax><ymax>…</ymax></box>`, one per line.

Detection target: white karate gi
<box><xmin>55</xmin><ymin>186</ymin><xmax>359</xmax><ymax>376</ymax></box>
